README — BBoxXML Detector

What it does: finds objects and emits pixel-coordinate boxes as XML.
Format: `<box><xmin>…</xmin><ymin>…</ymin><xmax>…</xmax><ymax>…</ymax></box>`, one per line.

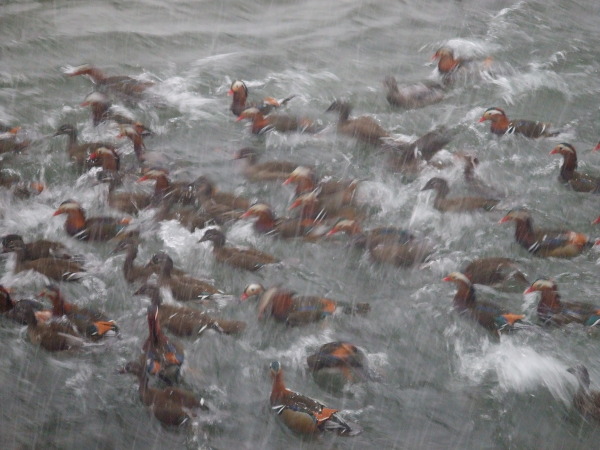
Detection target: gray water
<box><xmin>2</xmin><ymin>0</ymin><xmax>600</xmax><ymax>448</ymax></box>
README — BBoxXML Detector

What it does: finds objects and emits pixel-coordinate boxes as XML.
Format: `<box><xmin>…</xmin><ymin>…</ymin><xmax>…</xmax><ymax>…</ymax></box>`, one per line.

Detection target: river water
<box><xmin>2</xmin><ymin>0</ymin><xmax>600</xmax><ymax>448</ymax></box>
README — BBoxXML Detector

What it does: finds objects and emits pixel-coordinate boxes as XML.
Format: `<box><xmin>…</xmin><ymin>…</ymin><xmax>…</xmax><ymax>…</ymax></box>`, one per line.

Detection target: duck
<box><xmin>326</xmin><ymin>219</ymin><xmax>416</xmax><ymax>250</ymax></box>
<box><xmin>241</xmin><ymin>283</ymin><xmax>369</xmax><ymax>326</ymax></box>
<box><xmin>240</xmin><ymin>203</ymin><xmax>326</xmax><ymax>239</ymax></box>
<box><xmin>0</xmin><ymin>285</ymin><xmax>50</xmax><ymax>325</ymax></box>
<box><xmin>549</xmin><ymin>143</ymin><xmax>600</xmax><ymax>193</ymax></box>
<box><xmin>66</xmin><ymin>64</ymin><xmax>154</xmax><ymax>98</ymax></box>
<box><xmin>499</xmin><ymin>209</ymin><xmax>596</xmax><ymax>258</ymax></box>
<box><xmin>432</xmin><ymin>47</ymin><xmax>492</xmax><ymax>84</ymax></box>
<box><xmin>268</xmin><ymin>360</ymin><xmax>361</xmax><ymax>435</ymax></box>
<box><xmin>421</xmin><ymin>177</ymin><xmax>499</xmax><ymax>212</ymax></box>
<box><xmin>87</xmin><ymin>146</ymin><xmax>120</xmax><ymax>173</ymax></box>
<box><xmin>567</xmin><ymin>365</ymin><xmax>600</xmax><ymax>423</ymax></box>
<box><xmin>192</xmin><ymin>175</ymin><xmax>250</xmax><ymax>212</ymax></box>
<box><xmin>135</xmin><ymin>284</ymin><xmax>245</xmax><ymax>336</ymax></box>
<box><xmin>137</xmin><ymin>169</ymin><xmax>196</xmax><ymax>205</ymax></box>
<box><xmin>383</xmin><ymin>76</ymin><xmax>445</xmax><ymax>109</ymax></box>
<box><xmin>81</xmin><ymin>92</ymin><xmax>152</xmax><ymax>134</ymax></box>
<box><xmin>40</xmin><ymin>285</ymin><xmax>118</xmax><ymax>340</ymax></box>
<box><xmin>149</xmin><ymin>252</ymin><xmax>221</xmax><ymax>300</ymax></box>
<box><xmin>228</xmin><ymin>80</ymin><xmax>295</xmax><ymax>117</ymax></box>
<box><xmin>199</xmin><ymin>229</ymin><xmax>279</xmax><ymax>272</ymax></box>
<box><xmin>4</xmin><ymin>239</ymin><xmax>85</xmax><ymax>282</ymax></box>
<box><xmin>233</xmin><ymin>147</ymin><xmax>301</xmax><ymax>182</ymax></box>
<box><xmin>454</xmin><ymin>152</ymin><xmax>504</xmax><ymax>199</ymax></box>
<box><xmin>0</xmin><ymin>126</ymin><xmax>29</xmax><ymax>154</ymax></box>
<box><xmin>283</xmin><ymin>166</ymin><xmax>360</xmax><ymax>203</ymax></box>
<box><xmin>52</xmin><ymin>200</ymin><xmax>131</xmax><ymax>241</ymax></box>
<box><xmin>326</xmin><ymin>100</ymin><xmax>389</xmax><ymax>146</ymax></box>
<box><xmin>110</xmin><ymin>233</ymin><xmax>157</xmax><ymax>284</ymax></box>
<box><xmin>22</xmin><ymin>302</ymin><xmax>84</xmax><ymax>352</ymax></box>
<box><xmin>307</xmin><ymin>342</ymin><xmax>370</xmax><ymax>385</ymax></box>
<box><xmin>53</xmin><ymin>124</ymin><xmax>116</xmax><ymax>169</ymax></box>
<box><xmin>442</xmin><ymin>272</ymin><xmax>526</xmax><ymax>335</ymax></box>
<box><xmin>120</xmin><ymin>361</ymin><xmax>208</xmax><ymax>427</ymax></box>
<box><xmin>141</xmin><ymin>303</ymin><xmax>185</xmax><ymax>385</ymax></box>
<box><xmin>100</xmin><ymin>176</ymin><xmax>154</xmax><ymax>215</ymax></box>
<box><xmin>288</xmin><ymin>190</ymin><xmax>365</xmax><ymax>222</ymax></box>
<box><xmin>2</xmin><ymin>234</ymin><xmax>73</xmax><ymax>261</ymax></box>
<box><xmin>523</xmin><ymin>279</ymin><xmax>600</xmax><ymax>327</ymax></box>
<box><xmin>462</xmin><ymin>257</ymin><xmax>528</xmax><ymax>287</ymax></box>
<box><xmin>152</xmin><ymin>202</ymin><xmax>212</xmax><ymax>232</ymax></box>
<box><xmin>236</xmin><ymin>107</ymin><xmax>321</xmax><ymax>135</ymax></box>
<box><xmin>117</xmin><ymin>124</ymin><xmax>159</xmax><ymax>163</ymax></box>
<box><xmin>478</xmin><ymin>107</ymin><xmax>559</xmax><ymax>138</ymax></box>
<box><xmin>383</xmin><ymin>126</ymin><xmax>453</xmax><ymax>173</ymax></box>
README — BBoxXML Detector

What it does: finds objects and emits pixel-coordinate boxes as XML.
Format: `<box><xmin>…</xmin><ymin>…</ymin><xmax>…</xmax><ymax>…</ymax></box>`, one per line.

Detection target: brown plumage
<box><xmin>22</xmin><ymin>302</ymin><xmax>84</xmax><ymax>352</ymax></box>
<box><xmin>567</xmin><ymin>366</ymin><xmax>600</xmax><ymax>424</ymax></box>
<box><xmin>233</xmin><ymin>147</ymin><xmax>301</xmax><ymax>182</ymax></box>
<box><xmin>67</xmin><ymin>64</ymin><xmax>154</xmax><ymax>99</ymax></box>
<box><xmin>53</xmin><ymin>124</ymin><xmax>116</xmax><ymax>170</ymax></box>
<box><xmin>479</xmin><ymin>107</ymin><xmax>558</xmax><ymax>138</ymax></box>
<box><xmin>383</xmin><ymin>76</ymin><xmax>445</xmax><ymax>109</ymax></box>
<box><xmin>52</xmin><ymin>200</ymin><xmax>131</xmax><ymax>241</ymax></box>
<box><xmin>228</xmin><ymin>80</ymin><xmax>295</xmax><ymax>117</ymax></box>
<box><xmin>81</xmin><ymin>92</ymin><xmax>152</xmax><ymax>134</ymax></box>
<box><xmin>2</xmin><ymin>234</ymin><xmax>73</xmax><ymax>261</ymax></box>
<box><xmin>383</xmin><ymin>127</ymin><xmax>453</xmax><ymax>173</ymax></box>
<box><xmin>550</xmin><ymin>143</ymin><xmax>600</xmax><ymax>193</ymax></box>
<box><xmin>0</xmin><ymin>126</ymin><xmax>29</xmax><ymax>154</ymax></box>
<box><xmin>236</xmin><ymin>107</ymin><xmax>321</xmax><ymax>135</ymax></box>
<box><xmin>326</xmin><ymin>100</ymin><xmax>389</xmax><ymax>146</ymax></box>
<box><xmin>199</xmin><ymin>229</ymin><xmax>279</xmax><ymax>271</ymax></box>
<box><xmin>241</xmin><ymin>203</ymin><xmax>327</xmax><ymax>240</ymax></box>
<box><xmin>7</xmin><ymin>240</ymin><xmax>85</xmax><ymax>282</ymax></box>
<box><xmin>462</xmin><ymin>257</ymin><xmax>528</xmax><ymax>287</ymax></box>
<box><xmin>421</xmin><ymin>177</ymin><xmax>499</xmax><ymax>212</ymax></box>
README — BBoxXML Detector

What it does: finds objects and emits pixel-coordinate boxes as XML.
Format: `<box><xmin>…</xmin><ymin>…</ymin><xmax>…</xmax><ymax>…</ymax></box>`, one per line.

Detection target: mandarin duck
<box><xmin>52</xmin><ymin>200</ymin><xmax>131</xmax><ymax>241</ymax></box>
<box><xmin>53</xmin><ymin>124</ymin><xmax>116</xmax><ymax>170</ymax></box>
<box><xmin>421</xmin><ymin>177</ymin><xmax>499</xmax><ymax>212</ymax></box>
<box><xmin>22</xmin><ymin>302</ymin><xmax>84</xmax><ymax>352</ymax></box>
<box><xmin>499</xmin><ymin>209</ymin><xmax>597</xmax><ymax>258</ymax></box>
<box><xmin>233</xmin><ymin>147</ymin><xmax>301</xmax><ymax>182</ymax></box>
<box><xmin>241</xmin><ymin>203</ymin><xmax>326</xmax><ymax>240</ymax></box>
<box><xmin>478</xmin><ymin>107</ymin><xmax>559</xmax><ymax>138</ymax></box>
<box><xmin>307</xmin><ymin>341</ymin><xmax>370</xmax><ymax>386</ymax></box>
<box><xmin>66</xmin><ymin>64</ymin><xmax>154</xmax><ymax>99</ymax></box>
<box><xmin>567</xmin><ymin>365</ymin><xmax>600</xmax><ymax>424</ymax></box>
<box><xmin>228</xmin><ymin>80</ymin><xmax>295</xmax><ymax>117</ymax></box>
<box><xmin>269</xmin><ymin>361</ymin><xmax>361</xmax><ymax>435</ymax></box>
<box><xmin>550</xmin><ymin>143</ymin><xmax>600</xmax><ymax>193</ymax></box>
<box><xmin>524</xmin><ymin>279</ymin><xmax>600</xmax><ymax>328</ymax></box>
<box><xmin>236</xmin><ymin>107</ymin><xmax>321</xmax><ymax>135</ymax></box>
<box><xmin>326</xmin><ymin>100</ymin><xmax>389</xmax><ymax>146</ymax></box>
<box><xmin>81</xmin><ymin>92</ymin><xmax>152</xmax><ymax>134</ymax></box>
<box><xmin>383</xmin><ymin>76</ymin><xmax>445</xmax><ymax>109</ymax></box>
<box><xmin>241</xmin><ymin>283</ymin><xmax>369</xmax><ymax>326</ymax></box>
<box><xmin>462</xmin><ymin>257</ymin><xmax>528</xmax><ymax>287</ymax></box>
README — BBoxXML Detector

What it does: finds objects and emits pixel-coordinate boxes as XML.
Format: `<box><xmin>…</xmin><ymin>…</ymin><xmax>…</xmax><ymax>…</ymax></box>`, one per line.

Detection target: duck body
<box><xmin>237</xmin><ymin>107</ymin><xmax>321</xmax><ymax>134</ymax></box>
<box><xmin>499</xmin><ymin>209</ymin><xmax>595</xmax><ymax>258</ymax></box>
<box><xmin>326</xmin><ymin>100</ymin><xmax>388</xmax><ymax>146</ymax></box>
<box><xmin>0</xmin><ymin>286</ymin><xmax>50</xmax><ymax>325</ymax></box>
<box><xmin>307</xmin><ymin>342</ymin><xmax>370</xmax><ymax>385</ymax></box>
<box><xmin>81</xmin><ymin>93</ymin><xmax>151</xmax><ymax>134</ymax></box>
<box><xmin>479</xmin><ymin>107</ymin><xmax>558</xmax><ymax>138</ymax></box>
<box><xmin>41</xmin><ymin>285</ymin><xmax>118</xmax><ymax>340</ymax></box>
<box><xmin>421</xmin><ymin>177</ymin><xmax>499</xmax><ymax>212</ymax></box>
<box><xmin>2</xmin><ymin>234</ymin><xmax>73</xmax><ymax>261</ymax></box>
<box><xmin>199</xmin><ymin>229</ymin><xmax>279</xmax><ymax>271</ymax></box>
<box><xmin>135</xmin><ymin>284</ymin><xmax>245</xmax><ymax>336</ymax></box>
<box><xmin>53</xmin><ymin>124</ymin><xmax>116</xmax><ymax>170</ymax></box>
<box><xmin>269</xmin><ymin>361</ymin><xmax>360</xmax><ymax>436</ymax></box>
<box><xmin>111</xmin><ymin>234</ymin><xmax>156</xmax><ymax>283</ymax></box>
<box><xmin>10</xmin><ymin>245</ymin><xmax>85</xmax><ymax>282</ymax></box>
<box><xmin>241</xmin><ymin>283</ymin><xmax>369</xmax><ymax>326</ymax></box>
<box><xmin>524</xmin><ymin>279</ymin><xmax>600</xmax><ymax>327</ymax></box>
<box><xmin>234</xmin><ymin>147</ymin><xmax>300</xmax><ymax>182</ymax></box>
<box><xmin>67</xmin><ymin>64</ymin><xmax>153</xmax><ymax>99</ymax></box>
<box><xmin>455</xmin><ymin>153</ymin><xmax>504</xmax><ymax>199</ymax></box>
<box><xmin>22</xmin><ymin>302</ymin><xmax>84</xmax><ymax>352</ymax></box>
<box><xmin>241</xmin><ymin>203</ymin><xmax>326</xmax><ymax>240</ymax></box>
<box><xmin>53</xmin><ymin>200</ymin><xmax>130</xmax><ymax>241</ymax></box>
<box><xmin>462</xmin><ymin>257</ymin><xmax>528</xmax><ymax>287</ymax></box>
<box><xmin>383</xmin><ymin>126</ymin><xmax>453</xmax><ymax>173</ymax></box>
<box><xmin>567</xmin><ymin>365</ymin><xmax>600</xmax><ymax>423</ymax></box>
<box><xmin>383</xmin><ymin>76</ymin><xmax>445</xmax><ymax>109</ymax></box>
<box><xmin>228</xmin><ymin>80</ymin><xmax>295</xmax><ymax>117</ymax></box>
<box><xmin>443</xmin><ymin>272</ymin><xmax>526</xmax><ymax>335</ymax></box>
<box><xmin>550</xmin><ymin>143</ymin><xmax>600</xmax><ymax>193</ymax></box>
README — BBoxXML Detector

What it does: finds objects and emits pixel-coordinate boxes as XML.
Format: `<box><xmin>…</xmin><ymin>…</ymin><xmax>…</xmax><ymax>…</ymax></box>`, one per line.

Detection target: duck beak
<box><xmin>592</xmin><ymin>216</ymin><xmax>600</xmax><ymax>225</ymax></box>
<box><xmin>240</xmin><ymin>211</ymin><xmax>252</xmax><ymax>219</ymax></box>
<box><xmin>523</xmin><ymin>286</ymin><xmax>535</xmax><ymax>294</ymax></box>
<box><xmin>477</xmin><ymin>116</ymin><xmax>486</xmax><ymax>123</ymax></box>
<box><xmin>442</xmin><ymin>276</ymin><xmax>452</xmax><ymax>282</ymax></box>
<box><xmin>227</xmin><ymin>89</ymin><xmax>234</xmax><ymax>96</ymax></box>
<box><xmin>288</xmin><ymin>199</ymin><xmax>302</xmax><ymax>210</ymax></box>
<box><xmin>52</xmin><ymin>209</ymin><xmax>64</xmax><ymax>216</ymax></box>
<box><xmin>549</xmin><ymin>148</ymin><xmax>559</xmax><ymax>155</ymax></box>
<box><xmin>594</xmin><ymin>143</ymin><xmax>600</xmax><ymax>152</ymax></box>
<box><xmin>498</xmin><ymin>216</ymin><xmax>511</xmax><ymax>224</ymax></box>
<box><xmin>240</xmin><ymin>292</ymin><xmax>249</xmax><ymax>301</ymax></box>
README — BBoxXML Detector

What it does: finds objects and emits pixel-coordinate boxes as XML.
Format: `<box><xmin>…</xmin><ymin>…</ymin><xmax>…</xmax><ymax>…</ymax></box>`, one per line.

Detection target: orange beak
<box><xmin>288</xmin><ymin>199</ymin><xmax>302</xmax><ymax>210</ymax></box>
<box><xmin>478</xmin><ymin>116</ymin><xmax>486</xmax><ymax>123</ymax></box>
<box><xmin>325</xmin><ymin>229</ymin><xmax>338</xmax><ymax>237</ymax></box>
<box><xmin>498</xmin><ymin>216</ymin><xmax>511</xmax><ymax>224</ymax></box>
<box><xmin>442</xmin><ymin>276</ymin><xmax>452</xmax><ymax>282</ymax></box>
<box><xmin>549</xmin><ymin>148</ymin><xmax>559</xmax><ymax>155</ymax></box>
<box><xmin>52</xmin><ymin>209</ymin><xmax>64</xmax><ymax>216</ymax></box>
<box><xmin>136</xmin><ymin>175</ymin><xmax>150</xmax><ymax>182</ymax></box>
<box><xmin>240</xmin><ymin>292</ymin><xmax>249</xmax><ymax>301</ymax></box>
<box><xmin>523</xmin><ymin>286</ymin><xmax>535</xmax><ymax>294</ymax></box>
<box><xmin>282</xmin><ymin>176</ymin><xmax>293</xmax><ymax>185</ymax></box>
<box><xmin>240</xmin><ymin>210</ymin><xmax>252</xmax><ymax>219</ymax></box>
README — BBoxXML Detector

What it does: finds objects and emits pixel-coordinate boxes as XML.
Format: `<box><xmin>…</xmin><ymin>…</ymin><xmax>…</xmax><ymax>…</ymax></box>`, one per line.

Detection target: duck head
<box><xmin>240</xmin><ymin>283</ymin><xmax>265</xmax><ymax>301</ymax></box>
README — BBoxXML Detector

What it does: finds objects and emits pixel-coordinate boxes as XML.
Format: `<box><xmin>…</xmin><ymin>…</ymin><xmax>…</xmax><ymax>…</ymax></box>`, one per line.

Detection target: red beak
<box><xmin>442</xmin><ymin>276</ymin><xmax>452</xmax><ymax>282</ymax></box>
<box><xmin>549</xmin><ymin>148</ymin><xmax>559</xmax><ymax>155</ymax></box>
<box><xmin>498</xmin><ymin>216</ymin><xmax>511</xmax><ymax>224</ymax></box>
<box><xmin>592</xmin><ymin>216</ymin><xmax>600</xmax><ymax>225</ymax></box>
<box><xmin>227</xmin><ymin>89</ymin><xmax>234</xmax><ymax>96</ymax></box>
<box><xmin>523</xmin><ymin>286</ymin><xmax>535</xmax><ymax>294</ymax></box>
<box><xmin>478</xmin><ymin>117</ymin><xmax>486</xmax><ymax>123</ymax></box>
<box><xmin>594</xmin><ymin>142</ymin><xmax>600</xmax><ymax>152</ymax></box>
<box><xmin>240</xmin><ymin>293</ymin><xmax>249</xmax><ymax>301</ymax></box>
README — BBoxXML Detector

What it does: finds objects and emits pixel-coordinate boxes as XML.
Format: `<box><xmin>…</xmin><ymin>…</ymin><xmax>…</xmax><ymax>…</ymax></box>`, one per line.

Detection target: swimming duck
<box><xmin>462</xmin><ymin>257</ymin><xmax>528</xmax><ymax>287</ymax></box>
<box><xmin>192</xmin><ymin>175</ymin><xmax>250</xmax><ymax>212</ymax></box>
<box><xmin>136</xmin><ymin>169</ymin><xmax>196</xmax><ymax>206</ymax></box>
<box><xmin>442</xmin><ymin>272</ymin><xmax>526</xmax><ymax>335</ymax></box>
<box><xmin>0</xmin><ymin>126</ymin><xmax>29</xmax><ymax>154</ymax></box>
<box><xmin>4</xmin><ymin>239</ymin><xmax>85</xmax><ymax>282</ymax></box>
<box><xmin>2</xmin><ymin>234</ymin><xmax>73</xmax><ymax>261</ymax></box>
<box><xmin>53</xmin><ymin>124</ymin><xmax>116</xmax><ymax>170</ymax></box>
<box><xmin>120</xmin><ymin>361</ymin><xmax>208</xmax><ymax>427</ymax></box>
<box><xmin>567</xmin><ymin>365</ymin><xmax>600</xmax><ymax>423</ymax></box>
<box><xmin>241</xmin><ymin>283</ymin><xmax>369</xmax><ymax>326</ymax></box>
<box><xmin>141</xmin><ymin>303</ymin><xmax>185</xmax><ymax>385</ymax></box>
<box><xmin>22</xmin><ymin>302</ymin><xmax>84</xmax><ymax>352</ymax></box>
<box><xmin>421</xmin><ymin>177</ymin><xmax>499</xmax><ymax>212</ymax></box>
<box><xmin>499</xmin><ymin>209</ymin><xmax>596</xmax><ymax>258</ymax></box>
<box><xmin>199</xmin><ymin>229</ymin><xmax>279</xmax><ymax>271</ymax></box>
<box><xmin>383</xmin><ymin>76</ymin><xmax>445</xmax><ymax>109</ymax></box>
<box><xmin>478</xmin><ymin>107</ymin><xmax>558</xmax><ymax>138</ymax></box>
<box><xmin>241</xmin><ymin>203</ymin><xmax>326</xmax><ymax>239</ymax></box>
<box><xmin>40</xmin><ymin>285</ymin><xmax>118</xmax><ymax>340</ymax></box>
<box><xmin>268</xmin><ymin>360</ymin><xmax>361</xmax><ymax>435</ymax></box>
<box><xmin>549</xmin><ymin>143</ymin><xmax>600</xmax><ymax>193</ymax></box>
<box><xmin>228</xmin><ymin>80</ymin><xmax>295</xmax><ymax>117</ymax></box>
<box><xmin>52</xmin><ymin>200</ymin><xmax>131</xmax><ymax>241</ymax></box>
<box><xmin>383</xmin><ymin>126</ymin><xmax>453</xmax><ymax>173</ymax></box>
<box><xmin>326</xmin><ymin>100</ymin><xmax>389</xmax><ymax>146</ymax></box>
<box><xmin>110</xmin><ymin>233</ymin><xmax>157</xmax><ymax>284</ymax></box>
<box><xmin>100</xmin><ymin>175</ymin><xmax>154</xmax><ymax>215</ymax></box>
<box><xmin>233</xmin><ymin>147</ymin><xmax>301</xmax><ymax>182</ymax></box>
<box><xmin>432</xmin><ymin>47</ymin><xmax>493</xmax><ymax>84</ymax></box>
<box><xmin>87</xmin><ymin>146</ymin><xmax>120</xmax><ymax>172</ymax></box>
<box><xmin>307</xmin><ymin>342</ymin><xmax>370</xmax><ymax>385</ymax></box>
<box><xmin>149</xmin><ymin>252</ymin><xmax>220</xmax><ymax>300</ymax></box>
<box><xmin>283</xmin><ymin>166</ymin><xmax>360</xmax><ymax>201</ymax></box>
<box><xmin>135</xmin><ymin>284</ymin><xmax>245</xmax><ymax>336</ymax></box>
<box><xmin>524</xmin><ymin>279</ymin><xmax>600</xmax><ymax>327</ymax></box>
<box><xmin>236</xmin><ymin>107</ymin><xmax>321</xmax><ymax>135</ymax></box>
<box><xmin>454</xmin><ymin>152</ymin><xmax>504</xmax><ymax>199</ymax></box>
<box><xmin>81</xmin><ymin>92</ymin><xmax>152</xmax><ymax>134</ymax></box>
<box><xmin>288</xmin><ymin>190</ymin><xmax>365</xmax><ymax>222</ymax></box>
<box><xmin>0</xmin><ymin>285</ymin><xmax>50</xmax><ymax>325</ymax></box>
<box><xmin>67</xmin><ymin>64</ymin><xmax>154</xmax><ymax>99</ymax></box>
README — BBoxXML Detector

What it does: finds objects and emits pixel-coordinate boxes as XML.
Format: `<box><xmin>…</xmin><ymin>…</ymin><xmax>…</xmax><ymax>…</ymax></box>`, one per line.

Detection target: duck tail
<box><xmin>322</xmin><ymin>413</ymin><xmax>362</xmax><ymax>436</ymax></box>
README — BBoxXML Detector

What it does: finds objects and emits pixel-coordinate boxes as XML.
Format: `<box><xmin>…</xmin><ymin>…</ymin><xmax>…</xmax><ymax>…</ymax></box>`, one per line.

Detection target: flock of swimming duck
<box><xmin>2</xmin><ymin>46</ymin><xmax>600</xmax><ymax>435</ymax></box>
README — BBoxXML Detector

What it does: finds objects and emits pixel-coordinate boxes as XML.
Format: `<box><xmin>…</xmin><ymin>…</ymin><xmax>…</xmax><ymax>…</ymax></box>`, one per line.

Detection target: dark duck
<box><xmin>22</xmin><ymin>303</ymin><xmax>84</xmax><ymax>352</ymax></box>
<box><xmin>524</xmin><ymin>279</ymin><xmax>600</xmax><ymax>328</ymax></box>
<box><xmin>383</xmin><ymin>127</ymin><xmax>453</xmax><ymax>173</ymax></box>
<box><xmin>52</xmin><ymin>200</ymin><xmax>131</xmax><ymax>241</ymax></box>
<box><xmin>499</xmin><ymin>209</ymin><xmax>597</xmax><ymax>258</ymax></box>
<box><xmin>236</xmin><ymin>107</ymin><xmax>321</xmax><ymax>135</ymax></box>
<box><xmin>228</xmin><ymin>80</ymin><xmax>295</xmax><ymax>117</ymax></box>
<box><xmin>383</xmin><ymin>76</ymin><xmax>445</xmax><ymax>109</ymax></box>
<box><xmin>241</xmin><ymin>283</ymin><xmax>369</xmax><ymax>326</ymax></box>
<box><xmin>66</xmin><ymin>64</ymin><xmax>154</xmax><ymax>99</ymax></box>
<box><xmin>53</xmin><ymin>124</ymin><xmax>116</xmax><ymax>170</ymax></box>
<box><xmin>461</xmin><ymin>257</ymin><xmax>528</xmax><ymax>287</ymax></box>
<box><xmin>233</xmin><ymin>147</ymin><xmax>301</xmax><ymax>182</ymax></box>
<box><xmin>549</xmin><ymin>143</ymin><xmax>600</xmax><ymax>193</ymax></box>
<box><xmin>421</xmin><ymin>177</ymin><xmax>499</xmax><ymax>212</ymax></box>
<box><xmin>268</xmin><ymin>360</ymin><xmax>361</xmax><ymax>436</ymax></box>
<box><xmin>2</xmin><ymin>234</ymin><xmax>74</xmax><ymax>261</ymax></box>
<box><xmin>40</xmin><ymin>285</ymin><xmax>118</xmax><ymax>340</ymax></box>
<box><xmin>443</xmin><ymin>272</ymin><xmax>526</xmax><ymax>336</ymax></box>
<box><xmin>478</xmin><ymin>107</ymin><xmax>559</xmax><ymax>138</ymax></box>
<box><xmin>567</xmin><ymin>365</ymin><xmax>600</xmax><ymax>424</ymax></box>
<box><xmin>241</xmin><ymin>203</ymin><xmax>326</xmax><ymax>240</ymax></box>
<box><xmin>307</xmin><ymin>341</ymin><xmax>370</xmax><ymax>386</ymax></box>
<box><xmin>0</xmin><ymin>125</ymin><xmax>29</xmax><ymax>154</ymax></box>
<box><xmin>0</xmin><ymin>285</ymin><xmax>50</xmax><ymax>325</ymax></box>
<box><xmin>326</xmin><ymin>100</ymin><xmax>389</xmax><ymax>146</ymax></box>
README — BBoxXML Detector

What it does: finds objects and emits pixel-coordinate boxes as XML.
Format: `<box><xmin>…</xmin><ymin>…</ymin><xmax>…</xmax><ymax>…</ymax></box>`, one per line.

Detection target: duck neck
<box><xmin>453</xmin><ymin>281</ymin><xmax>476</xmax><ymax>309</ymax></box>
<box><xmin>438</xmin><ymin>56</ymin><xmax>460</xmax><ymax>73</ymax></box>
<box><xmin>536</xmin><ymin>289</ymin><xmax>563</xmax><ymax>316</ymax></box>
<box><xmin>490</xmin><ymin>115</ymin><xmax>510</xmax><ymax>135</ymax></box>
<box><xmin>293</xmin><ymin>176</ymin><xmax>317</xmax><ymax>195</ymax></box>
<box><xmin>153</xmin><ymin>175</ymin><xmax>171</xmax><ymax>196</ymax></box>
<box><xmin>102</xmin><ymin>153</ymin><xmax>120</xmax><ymax>171</ymax></box>
<box><xmin>65</xmin><ymin>128</ymin><xmax>78</xmax><ymax>147</ymax></box>
<box><xmin>559</xmin><ymin>154</ymin><xmax>577</xmax><ymax>180</ymax></box>
<box><xmin>251</xmin><ymin>112</ymin><xmax>270</xmax><ymax>134</ymax></box>
<box><xmin>51</xmin><ymin>293</ymin><xmax>72</xmax><ymax>316</ymax></box>
<box><xmin>129</xmin><ymin>134</ymin><xmax>145</xmax><ymax>160</ymax></box>
<box><xmin>270</xmin><ymin>371</ymin><xmax>286</xmax><ymax>404</ymax></box>
<box><xmin>85</xmin><ymin>67</ymin><xmax>107</xmax><ymax>83</ymax></box>
<box><xmin>123</xmin><ymin>245</ymin><xmax>139</xmax><ymax>279</ymax></box>
<box><xmin>513</xmin><ymin>218</ymin><xmax>536</xmax><ymax>248</ymax></box>
<box><xmin>336</xmin><ymin>104</ymin><xmax>351</xmax><ymax>124</ymax></box>
<box><xmin>92</xmin><ymin>103</ymin><xmax>110</xmax><ymax>126</ymax></box>
<box><xmin>64</xmin><ymin>209</ymin><xmax>87</xmax><ymax>236</ymax></box>
<box><xmin>0</xmin><ymin>287</ymin><xmax>14</xmax><ymax>312</ymax></box>
<box><xmin>254</xmin><ymin>211</ymin><xmax>277</xmax><ymax>233</ymax></box>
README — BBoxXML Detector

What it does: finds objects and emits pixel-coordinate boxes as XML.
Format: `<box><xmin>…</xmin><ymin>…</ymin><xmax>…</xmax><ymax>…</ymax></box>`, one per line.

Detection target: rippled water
<box><xmin>2</xmin><ymin>0</ymin><xmax>600</xmax><ymax>448</ymax></box>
